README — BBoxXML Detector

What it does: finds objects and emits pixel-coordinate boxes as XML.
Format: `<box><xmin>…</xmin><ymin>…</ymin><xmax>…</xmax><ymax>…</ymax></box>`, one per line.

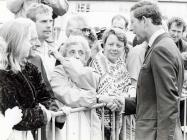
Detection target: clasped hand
<box><xmin>100</xmin><ymin>95</ymin><xmax>124</xmax><ymax>112</ymax></box>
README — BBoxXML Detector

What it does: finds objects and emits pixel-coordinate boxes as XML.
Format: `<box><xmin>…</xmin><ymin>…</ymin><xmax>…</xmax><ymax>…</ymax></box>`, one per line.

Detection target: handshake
<box><xmin>97</xmin><ymin>95</ymin><xmax>125</xmax><ymax>113</ymax></box>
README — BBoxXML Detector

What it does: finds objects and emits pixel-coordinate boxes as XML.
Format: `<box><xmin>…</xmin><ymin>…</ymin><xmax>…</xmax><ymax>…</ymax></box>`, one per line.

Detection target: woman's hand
<box><xmin>5</xmin><ymin>106</ymin><xmax>23</xmax><ymax>126</ymax></box>
<box><xmin>49</xmin><ymin>49</ymin><xmax>63</xmax><ymax>61</ymax></box>
<box><xmin>98</xmin><ymin>95</ymin><xmax>124</xmax><ymax>112</ymax></box>
<box><xmin>113</xmin><ymin>96</ymin><xmax>125</xmax><ymax>113</ymax></box>
<box><xmin>106</xmin><ymin>102</ymin><xmax>118</xmax><ymax>112</ymax></box>
<box><xmin>55</xmin><ymin>106</ymin><xmax>71</xmax><ymax>123</ymax></box>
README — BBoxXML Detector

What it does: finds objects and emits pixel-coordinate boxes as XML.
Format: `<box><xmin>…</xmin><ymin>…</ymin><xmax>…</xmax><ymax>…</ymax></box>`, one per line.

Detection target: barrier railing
<box><xmin>51</xmin><ymin>103</ymin><xmax>107</xmax><ymax>140</ymax></box>
<box><xmin>36</xmin><ymin>103</ymin><xmax>136</xmax><ymax>140</ymax></box>
<box><xmin>121</xmin><ymin>115</ymin><xmax>135</xmax><ymax>140</ymax></box>
<box><xmin>36</xmin><ymin>95</ymin><xmax>187</xmax><ymax>140</ymax></box>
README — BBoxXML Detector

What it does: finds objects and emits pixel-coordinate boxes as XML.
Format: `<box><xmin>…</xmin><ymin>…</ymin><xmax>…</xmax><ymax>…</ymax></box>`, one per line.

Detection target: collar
<box><xmin>148</xmin><ymin>28</ymin><xmax>165</xmax><ymax>47</ymax></box>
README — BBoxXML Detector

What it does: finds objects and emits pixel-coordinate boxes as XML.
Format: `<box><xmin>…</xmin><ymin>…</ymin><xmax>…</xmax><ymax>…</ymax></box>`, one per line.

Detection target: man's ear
<box><xmin>142</xmin><ymin>16</ymin><xmax>150</xmax><ymax>28</ymax></box>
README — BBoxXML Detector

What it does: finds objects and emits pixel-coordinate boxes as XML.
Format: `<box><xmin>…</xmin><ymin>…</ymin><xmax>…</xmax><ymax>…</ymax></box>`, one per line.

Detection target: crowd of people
<box><xmin>0</xmin><ymin>0</ymin><xmax>187</xmax><ymax>140</ymax></box>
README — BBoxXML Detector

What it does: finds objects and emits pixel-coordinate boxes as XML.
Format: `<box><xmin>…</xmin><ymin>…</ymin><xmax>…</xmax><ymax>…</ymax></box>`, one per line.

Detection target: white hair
<box><xmin>60</xmin><ymin>35</ymin><xmax>91</xmax><ymax>63</ymax></box>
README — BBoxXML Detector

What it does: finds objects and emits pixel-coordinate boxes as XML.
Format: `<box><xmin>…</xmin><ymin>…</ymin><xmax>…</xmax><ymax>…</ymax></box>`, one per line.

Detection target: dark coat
<box><xmin>0</xmin><ymin>62</ymin><xmax>55</xmax><ymax>131</ymax></box>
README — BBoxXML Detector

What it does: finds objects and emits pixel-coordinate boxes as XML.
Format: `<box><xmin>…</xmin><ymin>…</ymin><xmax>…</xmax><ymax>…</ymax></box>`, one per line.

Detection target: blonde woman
<box><xmin>0</xmin><ymin>37</ymin><xmax>23</xmax><ymax>140</ymax></box>
<box><xmin>0</xmin><ymin>18</ymin><xmax>57</xmax><ymax>140</ymax></box>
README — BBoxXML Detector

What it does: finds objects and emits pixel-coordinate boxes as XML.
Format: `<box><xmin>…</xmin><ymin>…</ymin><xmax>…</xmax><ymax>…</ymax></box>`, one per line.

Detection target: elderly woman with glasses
<box><xmin>50</xmin><ymin>34</ymin><xmax>124</xmax><ymax>140</ymax></box>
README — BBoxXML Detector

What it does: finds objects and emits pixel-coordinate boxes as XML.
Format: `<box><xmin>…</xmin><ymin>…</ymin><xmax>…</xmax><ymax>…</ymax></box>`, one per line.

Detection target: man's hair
<box><xmin>111</xmin><ymin>14</ymin><xmax>129</xmax><ymax>29</ymax></box>
<box><xmin>167</xmin><ymin>17</ymin><xmax>186</xmax><ymax>32</ymax></box>
<box><xmin>26</xmin><ymin>3</ymin><xmax>53</xmax><ymax>22</ymax></box>
<box><xmin>130</xmin><ymin>1</ymin><xmax>162</xmax><ymax>25</ymax></box>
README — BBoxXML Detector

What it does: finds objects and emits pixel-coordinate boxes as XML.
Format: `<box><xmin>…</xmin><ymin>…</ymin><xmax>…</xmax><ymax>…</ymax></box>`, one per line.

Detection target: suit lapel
<box><xmin>144</xmin><ymin>33</ymin><xmax>170</xmax><ymax>63</ymax></box>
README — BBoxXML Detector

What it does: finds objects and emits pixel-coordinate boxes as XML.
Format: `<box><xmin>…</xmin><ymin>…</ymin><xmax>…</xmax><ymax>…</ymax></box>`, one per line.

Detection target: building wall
<box><xmin>1</xmin><ymin>0</ymin><xmax>187</xmax><ymax>41</ymax></box>
<box><xmin>57</xmin><ymin>0</ymin><xmax>187</xmax><ymax>28</ymax></box>
<box><xmin>0</xmin><ymin>0</ymin><xmax>187</xmax><ymax>27</ymax></box>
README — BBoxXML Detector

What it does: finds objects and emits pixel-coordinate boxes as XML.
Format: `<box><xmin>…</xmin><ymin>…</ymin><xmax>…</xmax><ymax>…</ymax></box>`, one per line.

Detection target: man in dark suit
<box><xmin>126</xmin><ymin>1</ymin><xmax>184</xmax><ymax>140</ymax></box>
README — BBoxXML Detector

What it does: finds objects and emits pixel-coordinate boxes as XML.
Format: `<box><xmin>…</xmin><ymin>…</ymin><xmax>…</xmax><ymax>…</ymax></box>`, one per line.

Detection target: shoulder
<box><xmin>155</xmin><ymin>34</ymin><xmax>177</xmax><ymax>52</ymax></box>
<box><xmin>153</xmin><ymin>38</ymin><xmax>181</xmax><ymax>62</ymax></box>
<box><xmin>0</xmin><ymin>70</ymin><xmax>10</xmax><ymax>82</ymax></box>
<box><xmin>129</xmin><ymin>42</ymin><xmax>147</xmax><ymax>55</ymax></box>
<box><xmin>127</xmin><ymin>42</ymin><xmax>147</xmax><ymax>63</ymax></box>
<box><xmin>0</xmin><ymin>70</ymin><xmax>19</xmax><ymax>91</ymax></box>
<box><xmin>24</xmin><ymin>62</ymin><xmax>39</xmax><ymax>73</ymax></box>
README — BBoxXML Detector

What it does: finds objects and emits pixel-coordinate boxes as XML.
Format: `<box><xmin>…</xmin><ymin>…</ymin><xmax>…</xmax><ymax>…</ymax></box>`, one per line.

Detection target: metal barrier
<box><xmin>36</xmin><ymin>96</ymin><xmax>187</xmax><ymax>140</ymax></box>
<box><xmin>36</xmin><ymin>103</ymin><xmax>136</xmax><ymax>140</ymax></box>
<box><xmin>121</xmin><ymin>115</ymin><xmax>135</xmax><ymax>140</ymax></box>
<box><xmin>51</xmin><ymin>103</ymin><xmax>108</xmax><ymax>140</ymax></box>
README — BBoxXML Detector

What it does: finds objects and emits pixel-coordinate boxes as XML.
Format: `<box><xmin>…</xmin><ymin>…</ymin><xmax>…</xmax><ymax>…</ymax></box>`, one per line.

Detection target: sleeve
<box><xmin>151</xmin><ymin>46</ymin><xmax>182</xmax><ymax>136</ymax></box>
<box><xmin>62</xmin><ymin>58</ymin><xmax>100</xmax><ymax>90</ymax></box>
<box><xmin>6</xmin><ymin>0</ymin><xmax>23</xmax><ymax>13</ymax></box>
<box><xmin>124</xmin><ymin>97</ymin><xmax>136</xmax><ymax>115</ymax></box>
<box><xmin>0</xmin><ymin>86</ymin><xmax>47</xmax><ymax>130</ymax></box>
<box><xmin>14</xmin><ymin>106</ymin><xmax>47</xmax><ymax>130</ymax></box>
<box><xmin>43</xmin><ymin>0</ymin><xmax>69</xmax><ymax>16</ymax></box>
<box><xmin>74</xmin><ymin>67</ymin><xmax>100</xmax><ymax>90</ymax></box>
<box><xmin>50</xmin><ymin>65</ymin><xmax>97</xmax><ymax>108</ymax></box>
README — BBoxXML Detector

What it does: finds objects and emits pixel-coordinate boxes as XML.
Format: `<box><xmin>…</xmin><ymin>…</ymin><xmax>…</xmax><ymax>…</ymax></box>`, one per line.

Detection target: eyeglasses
<box><xmin>81</xmin><ymin>28</ymin><xmax>91</xmax><ymax>33</ymax></box>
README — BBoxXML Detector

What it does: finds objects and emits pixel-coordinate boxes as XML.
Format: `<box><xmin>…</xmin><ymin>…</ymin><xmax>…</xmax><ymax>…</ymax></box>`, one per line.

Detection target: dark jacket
<box><xmin>0</xmin><ymin>62</ymin><xmax>56</xmax><ymax>131</ymax></box>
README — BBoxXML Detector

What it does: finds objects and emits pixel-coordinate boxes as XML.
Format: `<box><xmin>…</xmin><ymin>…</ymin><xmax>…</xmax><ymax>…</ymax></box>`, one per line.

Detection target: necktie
<box><xmin>144</xmin><ymin>45</ymin><xmax>150</xmax><ymax>58</ymax></box>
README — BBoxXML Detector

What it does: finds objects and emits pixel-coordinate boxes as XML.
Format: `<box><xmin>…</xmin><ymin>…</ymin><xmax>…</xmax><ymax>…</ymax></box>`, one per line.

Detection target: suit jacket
<box><xmin>133</xmin><ymin>33</ymin><xmax>184</xmax><ymax>140</ymax></box>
